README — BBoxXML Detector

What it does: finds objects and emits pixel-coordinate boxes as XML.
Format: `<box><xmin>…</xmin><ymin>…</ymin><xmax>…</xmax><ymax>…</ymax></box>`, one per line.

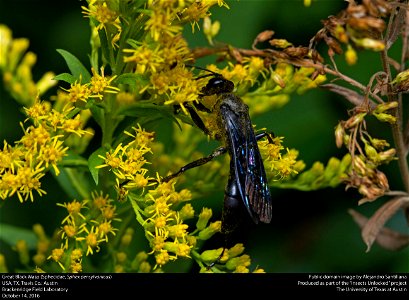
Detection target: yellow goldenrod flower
<box><xmin>47</xmin><ymin>248</ymin><xmax>65</xmax><ymax>270</ymax></box>
<box><xmin>125</xmin><ymin>124</ymin><xmax>155</xmax><ymax>148</ymax></box>
<box><xmin>100</xmin><ymin>204</ymin><xmax>117</xmax><ymax>220</ymax></box>
<box><xmin>89</xmin><ymin>67</ymin><xmax>119</xmax><ymax>97</ymax></box>
<box><xmin>15</xmin><ymin>240</ymin><xmax>30</xmax><ymax>265</ymax></box>
<box><xmin>123</xmin><ymin>42</ymin><xmax>163</xmax><ymax>74</ymax></box>
<box><xmin>0</xmin><ymin>141</ymin><xmax>24</xmax><ymax>173</ymax></box>
<box><xmin>64</xmin><ymin>80</ymin><xmax>91</xmax><ymax>103</ymax></box>
<box><xmin>151</xmin><ymin>235</ymin><xmax>166</xmax><ymax>252</ymax></box>
<box><xmin>77</xmin><ymin>226</ymin><xmax>102</xmax><ymax>256</ymax></box>
<box><xmin>1</xmin><ymin>163</ymin><xmax>46</xmax><ymax>202</ymax></box>
<box><xmin>38</xmin><ymin>136</ymin><xmax>68</xmax><ymax>176</ymax></box>
<box><xmin>155</xmin><ymin>250</ymin><xmax>170</xmax><ymax>267</ymax></box>
<box><xmin>82</xmin><ymin>1</ymin><xmax>118</xmax><ymax>30</ymax></box>
<box><xmin>144</xmin><ymin>7</ymin><xmax>182</xmax><ymax>41</ymax></box>
<box><xmin>57</xmin><ymin>199</ymin><xmax>87</xmax><ymax>223</ymax></box>
<box><xmin>24</xmin><ymin>98</ymin><xmax>51</xmax><ymax>123</ymax></box>
<box><xmin>196</xmin><ymin>207</ymin><xmax>212</xmax><ymax>230</ymax></box>
<box><xmin>92</xmin><ymin>190</ymin><xmax>109</xmax><ymax>208</ymax></box>
<box><xmin>63</xmin><ymin>224</ymin><xmax>77</xmax><ymax>238</ymax></box>
<box><xmin>179</xmin><ymin>203</ymin><xmax>195</xmax><ymax>220</ymax></box>
<box><xmin>98</xmin><ymin>220</ymin><xmax>118</xmax><ymax>242</ymax></box>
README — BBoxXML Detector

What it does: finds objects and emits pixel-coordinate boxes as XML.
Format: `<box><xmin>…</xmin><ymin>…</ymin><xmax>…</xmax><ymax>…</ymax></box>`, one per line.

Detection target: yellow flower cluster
<box><xmin>258</xmin><ymin>135</ymin><xmax>304</xmax><ymax>181</ymax></box>
<box><xmin>0</xmin><ymin>25</ymin><xmax>56</xmax><ymax>106</ymax></box>
<box><xmin>0</xmin><ymin>98</ymin><xmax>93</xmax><ymax>202</ymax></box>
<box><xmin>1</xmin><ymin>0</ymin><xmax>321</xmax><ymax>273</ymax></box>
<box><xmin>63</xmin><ymin>67</ymin><xmax>119</xmax><ymax>105</ymax></box>
<box><xmin>97</xmin><ymin>124</ymin><xmax>155</xmax><ymax>193</ymax></box>
<box><xmin>119</xmin><ymin>1</ymin><xmax>227</xmax><ymax>114</ymax></box>
<box><xmin>47</xmin><ymin>191</ymin><xmax>120</xmax><ymax>271</ymax></box>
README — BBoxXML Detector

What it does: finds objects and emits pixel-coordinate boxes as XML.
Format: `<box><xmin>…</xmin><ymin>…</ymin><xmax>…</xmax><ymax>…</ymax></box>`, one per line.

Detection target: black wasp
<box><xmin>163</xmin><ymin>66</ymin><xmax>273</xmax><ymax>238</ymax></box>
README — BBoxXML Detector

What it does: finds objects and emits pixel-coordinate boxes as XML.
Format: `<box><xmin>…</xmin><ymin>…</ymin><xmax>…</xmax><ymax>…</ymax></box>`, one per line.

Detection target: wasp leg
<box><xmin>162</xmin><ymin>146</ymin><xmax>227</xmax><ymax>182</ymax></box>
<box><xmin>186</xmin><ymin>104</ymin><xmax>212</xmax><ymax>136</ymax></box>
<box><xmin>206</xmin><ymin>247</ymin><xmax>226</xmax><ymax>270</ymax></box>
<box><xmin>255</xmin><ymin>131</ymin><xmax>275</xmax><ymax>143</ymax></box>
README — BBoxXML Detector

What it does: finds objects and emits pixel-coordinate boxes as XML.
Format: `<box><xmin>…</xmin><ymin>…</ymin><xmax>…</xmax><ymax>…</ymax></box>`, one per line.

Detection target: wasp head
<box><xmin>201</xmin><ymin>76</ymin><xmax>234</xmax><ymax>96</ymax></box>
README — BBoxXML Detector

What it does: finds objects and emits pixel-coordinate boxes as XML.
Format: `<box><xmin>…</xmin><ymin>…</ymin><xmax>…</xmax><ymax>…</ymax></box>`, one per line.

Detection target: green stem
<box><xmin>101</xmin><ymin>93</ymin><xmax>117</xmax><ymax>146</ymax></box>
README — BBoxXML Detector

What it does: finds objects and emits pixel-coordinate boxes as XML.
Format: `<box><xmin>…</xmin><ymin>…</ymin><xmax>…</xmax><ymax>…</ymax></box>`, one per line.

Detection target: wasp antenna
<box><xmin>185</xmin><ymin>64</ymin><xmax>221</xmax><ymax>76</ymax></box>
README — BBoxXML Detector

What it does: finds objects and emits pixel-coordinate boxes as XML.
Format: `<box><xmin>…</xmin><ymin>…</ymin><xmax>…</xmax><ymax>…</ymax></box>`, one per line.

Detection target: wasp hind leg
<box><xmin>161</xmin><ymin>146</ymin><xmax>227</xmax><ymax>183</ymax></box>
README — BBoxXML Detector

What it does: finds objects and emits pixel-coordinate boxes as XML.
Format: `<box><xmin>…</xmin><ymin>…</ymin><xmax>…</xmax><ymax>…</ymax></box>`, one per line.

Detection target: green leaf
<box><xmin>56</xmin><ymin>49</ymin><xmax>91</xmax><ymax>83</ymax></box>
<box><xmin>98</xmin><ymin>29</ymin><xmax>111</xmax><ymax>65</ymax></box>
<box><xmin>53</xmin><ymin>167</ymin><xmax>92</xmax><ymax>200</ymax></box>
<box><xmin>53</xmin><ymin>72</ymin><xmax>77</xmax><ymax>85</ymax></box>
<box><xmin>88</xmin><ymin>147</ymin><xmax>109</xmax><ymax>185</ymax></box>
<box><xmin>116</xmin><ymin>103</ymin><xmax>181</xmax><ymax>129</ymax></box>
<box><xmin>60</xmin><ymin>152</ymin><xmax>89</xmax><ymax>168</ymax></box>
<box><xmin>0</xmin><ymin>223</ymin><xmax>37</xmax><ymax>249</ymax></box>
<box><xmin>114</xmin><ymin>73</ymin><xmax>149</xmax><ymax>91</ymax></box>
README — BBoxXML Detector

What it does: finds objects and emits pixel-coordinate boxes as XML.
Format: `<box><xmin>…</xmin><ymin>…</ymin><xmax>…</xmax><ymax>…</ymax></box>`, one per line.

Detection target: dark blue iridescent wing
<box><xmin>220</xmin><ymin>97</ymin><xmax>272</xmax><ymax>224</ymax></box>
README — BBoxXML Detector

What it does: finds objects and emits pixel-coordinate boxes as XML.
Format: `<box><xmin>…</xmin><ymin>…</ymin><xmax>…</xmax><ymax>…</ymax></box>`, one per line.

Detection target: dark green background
<box><xmin>0</xmin><ymin>0</ymin><xmax>407</xmax><ymax>273</ymax></box>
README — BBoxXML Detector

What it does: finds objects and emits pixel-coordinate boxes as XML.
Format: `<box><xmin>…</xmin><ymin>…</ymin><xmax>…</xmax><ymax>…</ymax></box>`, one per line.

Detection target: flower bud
<box><xmin>344</xmin><ymin>113</ymin><xmax>366</xmax><ymax>128</ymax></box>
<box><xmin>0</xmin><ymin>254</ymin><xmax>8</xmax><ymax>273</ymax></box>
<box><xmin>225</xmin><ymin>254</ymin><xmax>251</xmax><ymax>271</ymax></box>
<box><xmin>203</xmin><ymin>17</ymin><xmax>220</xmax><ymax>45</ymax></box>
<box><xmin>373</xmin><ymin>112</ymin><xmax>396</xmax><ymax>124</ymax></box>
<box><xmin>376</xmin><ymin>170</ymin><xmax>389</xmax><ymax>190</ymax></box>
<box><xmin>373</xmin><ymin>101</ymin><xmax>398</xmax><ymax>113</ymax></box>
<box><xmin>15</xmin><ymin>240</ymin><xmax>30</xmax><ymax>265</ymax></box>
<box><xmin>353</xmin><ymin>156</ymin><xmax>367</xmax><ymax>176</ymax></box>
<box><xmin>116</xmin><ymin>252</ymin><xmax>127</xmax><ymax>263</ymax></box>
<box><xmin>32</xmin><ymin>224</ymin><xmax>46</xmax><ymax>239</ymax></box>
<box><xmin>155</xmin><ymin>251</ymin><xmax>169</xmax><ymax>266</ymax></box>
<box><xmin>227</xmin><ymin>243</ymin><xmax>245</xmax><ymax>258</ymax></box>
<box><xmin>9</xmin><ymin>38</ymin><xmax>29</xmax><ymax>71</ymax></box>
<box><xmin>334</xmin><ymin>25</ymin><xmax>348</xmax><ymax>43</ymax></box>
<box><xmin>186</xmin><ymin>235</ymin><xmax>197</xmax><ymax>247</ymax></box>
<box><xmin>131</xmin><ymin>251</ymin><xmax>148</xmax><ymax>270</ymax></box>
<box><xmin>370</xmin><ymin>138</ymin><xmax>389</xmax><ymax>150</ymax></box>
<box><xmin>234</xmin><ymin>265</ymin><xmax>250</xmax><ymax>273</ymax></box>
<box><xmin>253</xmin><ymin>268</ymin><xmax>266</xmax><ymax>273</ymax></box>
<box><xmin>345</xmin><ymin>44</ymin><xmax>357</xmax><ymax>65</ymax></box>
<box><xmin>339</xmin><ymin>154</ymin><xmax>352</xmax><ymax>175</ymax></box>
<box><xmin>0</xmin><ymin>25</ymin><xmax>12</xmax><ymax>69</ymax></box>
<box><xmin>378</xmin><ymin>148</ymin><xmax>396</xmax><ymax>163</ymax></box>
<box><xmin>254</xmin><ymin>30</ymin><xmax>275</xmax><ymax>44</ymax></box>
<box><xmin>196</xmin><ymin>207</ymin><xmax>212</xmax><ymax>230</ymax></box>
<box><xmin>200</xmin><ymin>248</ymin><xmax>225</xmax><ymax>264</ymax></box>
<box><xmin>198</xmin><ymin>221</ymin><xmax>221</xmax><ymax>240</ymax></box>
<box><xmin>179</xmin><ymin>203</ymin><xmax>195</xmax><ymax>220</ymax></box>
<box><xmin>138</xmin><ymin>261</ymin><xmax>151</xmax><ymax>273</ymax></box>
<box><xmin>323</xmin><ymin>157</ymin><xmax>341</xmax><ymax>182</ymax></box>
<box><xmin>353</xmin><ymin>37</ymin><xmax>385</xmax><ymax>51</ymax></box>
<box><xmin>33</xmin><ymin>254</ymin><xmax>46</xmax><ymax>266</ymax></box>
<box><xmin>269</xmin><ymin>39</ymin><xmax>293</xmax><ymax>49</ymax></box>
<box><xmin>364</xmin><ymin>143</ymin><xmax>378</xmax><ymax>162</ymax></box>
<box><xmin>269</xmin><ymin>70</ymin><xmax>286</xmax><ymax>88</ymax></box>
<box><xmin>391</xmin><ymin>69</ymin><xmax>409</xmax><ymax>84</ymax></box>
<box><xmin>334</xmin><ymin>123</ymin><xmax>345</xmax><ymax>148</ymax></box>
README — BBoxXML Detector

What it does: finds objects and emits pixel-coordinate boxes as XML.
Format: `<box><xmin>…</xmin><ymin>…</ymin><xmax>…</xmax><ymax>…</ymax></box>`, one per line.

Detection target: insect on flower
<box><xmin>162</xmin><ymin>66</ymin><xmax>273</xmax><ymax>240</ymax></box>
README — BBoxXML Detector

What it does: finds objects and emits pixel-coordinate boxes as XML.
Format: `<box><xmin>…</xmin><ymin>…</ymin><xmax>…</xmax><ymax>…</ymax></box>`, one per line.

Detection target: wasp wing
<box><xmin>220</xmin><ymin>98</ymin><xmax>272</xmax><ymax>224</ymax></box>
